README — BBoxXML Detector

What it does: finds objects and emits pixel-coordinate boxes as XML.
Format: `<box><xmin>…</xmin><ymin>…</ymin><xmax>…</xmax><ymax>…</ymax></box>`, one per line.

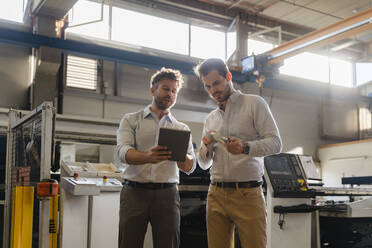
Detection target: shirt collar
<box><xmin>230</xmin><ymin>90</ymin><xmax>241</xmax><ymax>103</ymax></box>
<box><xmin>144</xmin><ymin>105</ymin><xmax>152</xmax><ymax>118</ymax></box>
<box><xmin>144</xmin><ymin>105</ymin><xmax>173</xmax><ymax>123</ymax></box>
<box><xmin>217</xmin><ymin>90</ymin><xmax>241</xmax><ymax>112</ymax></box>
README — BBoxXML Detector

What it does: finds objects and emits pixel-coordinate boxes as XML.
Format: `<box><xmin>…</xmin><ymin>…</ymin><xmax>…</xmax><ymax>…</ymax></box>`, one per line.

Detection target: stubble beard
<box><xmin>154</xmin><ymin>96</ymin><xmax>173</xmax><ymax>111</ymax></box>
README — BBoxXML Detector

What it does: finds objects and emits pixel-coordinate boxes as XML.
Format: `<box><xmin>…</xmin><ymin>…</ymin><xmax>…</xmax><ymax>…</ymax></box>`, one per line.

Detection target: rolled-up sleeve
<box><xmin>247</xmin><ymin>96</ymin><xmax>282</xmax><ymax>157</ymax></box>
<box><xmin>116</xmin><ymin>115</ymin><xmax>136</xmax><ymax>164</ymax></box>
<box><xmin>197</xmin><ymin>125</ymin><xmax>213</xmax><ymax>170</ymax></box>
<box><xmin>179</xmin><ymin>133</ymin><xmax>197</xmax><ymax>175</ymax></box>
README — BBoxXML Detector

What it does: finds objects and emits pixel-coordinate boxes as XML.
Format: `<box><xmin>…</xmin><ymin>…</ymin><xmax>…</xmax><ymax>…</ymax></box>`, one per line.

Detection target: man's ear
<box><xmin>226</xmin><ymin>71</ymin><xmax>232</xmax><ymax>82</ymax></box>
<box><xmin>150</xmin><ymin>85</ymin><xmax>155</xmax><ymax>96</ymax></box>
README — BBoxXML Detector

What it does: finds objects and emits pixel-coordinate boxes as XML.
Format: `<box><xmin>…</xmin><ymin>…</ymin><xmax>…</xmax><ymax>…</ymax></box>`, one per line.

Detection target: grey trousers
<box><xmin>118</xmin><ymin>184</ymin><xmax>180</xmax><ymax>248</ymax></box>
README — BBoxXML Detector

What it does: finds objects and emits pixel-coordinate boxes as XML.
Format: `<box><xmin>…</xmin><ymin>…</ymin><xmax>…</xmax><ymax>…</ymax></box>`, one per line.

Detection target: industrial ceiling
<box><xmin>152</xmin><ymin>0</ymin><xmax>372</xmax><ymax>61</ymax></box>
<box><xmin>28</xmin><ymin>0</ymin><xmax>372</xmax><ymax>61</ymax></box>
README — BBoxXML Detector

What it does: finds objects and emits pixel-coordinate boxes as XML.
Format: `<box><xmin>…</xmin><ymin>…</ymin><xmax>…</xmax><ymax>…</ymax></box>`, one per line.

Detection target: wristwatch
<box><xmin>242</xmin><ymin>142</ymin><xmax>250</xmax><ymax>155</ymax></box>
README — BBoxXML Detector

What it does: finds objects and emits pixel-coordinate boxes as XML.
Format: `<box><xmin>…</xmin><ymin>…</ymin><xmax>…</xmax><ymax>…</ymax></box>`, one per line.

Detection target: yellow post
<box><xmin>10</xmin><ymin>186</ymin><xmax>34</xmax><ymax>248</ymax></box>
<box><xmin>49</xmin><ymin>195</ymin><xmax>58</xmax><ymax>248</ymax></box>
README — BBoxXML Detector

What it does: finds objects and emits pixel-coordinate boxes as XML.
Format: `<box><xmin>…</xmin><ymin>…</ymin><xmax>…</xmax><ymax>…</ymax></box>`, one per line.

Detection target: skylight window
<box><xmin>112</xmin><ymin>7</ymin><xmax>189</xmax><ymax>55</ymax></box>
<box><xmin>190</xmin><ymin>26</ymin><xmax>225</xmax><ymax>60</ymax></box>
<box><xmin>66</xmin><ymin>0</ymin><xmax>110</xmax><ymax>40</ymax></box>
<box><xmin>0</xmin><ymin>0</ymin><xmax>23</xmax><ymax>23</ymax></box>
<box><xmin>356</xmin><ymin>63</ymin><xmax>372</xmax><ymax>86</ymax></box>
<box><xmin>280</xmin><ymin>52</ymin><xmax>329</xmax><ymax>83</ymax></box>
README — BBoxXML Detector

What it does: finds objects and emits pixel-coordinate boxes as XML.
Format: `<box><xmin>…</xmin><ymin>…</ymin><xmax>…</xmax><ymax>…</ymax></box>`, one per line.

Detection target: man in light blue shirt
<box><xmin>117</xmin><ymin>68</ymin><xmax>196</xmax><ymax>248</ymax></box>
<box><xmin>195</xmin><ymin>58</ymin><xmax>282</xmax><ymax>248</ymax></box>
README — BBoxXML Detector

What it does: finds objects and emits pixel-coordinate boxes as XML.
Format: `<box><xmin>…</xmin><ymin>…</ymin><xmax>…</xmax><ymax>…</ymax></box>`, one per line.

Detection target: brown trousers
<box><xmin>206</xmin><ymin>185</ymin><xmax>267</xmax><ymax>248</ymax></box>
<box><xmin>118</xmin><ymin>184</ymin><xmax>180</xmax><ymax>248</ymax></box>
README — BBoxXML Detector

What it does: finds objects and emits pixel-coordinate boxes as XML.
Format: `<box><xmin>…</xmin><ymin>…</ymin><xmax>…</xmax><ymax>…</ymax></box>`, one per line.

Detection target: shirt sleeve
<box><xmin>116</xmin><ymin>114</ymin><xmax>136</xmax><ymax>164</ymax></box>
<box><xmin>197</xmin><ymin>123</ymin><xmax>214</xmax><ymax>170</ymax></box>
<box><xmin>179</xmin><ymin>132</ymin><xmax>197</xmax><ymax>175</ymax></box>
<box><xmin>247</xmin><ymin>96</ymin><xmax>282</xmax><ymax>157</ymax></box>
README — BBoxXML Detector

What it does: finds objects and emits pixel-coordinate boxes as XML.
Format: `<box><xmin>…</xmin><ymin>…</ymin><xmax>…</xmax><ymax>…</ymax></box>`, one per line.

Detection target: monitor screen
<box><xmin>241</xmin><ymin>55</ymin><xmax>255</xmax><ymax>73</ymax></box>
<box><xmin>266</xmin><ymin>156</ymin><xmax>293</xmax><ymax>177</ymax></box>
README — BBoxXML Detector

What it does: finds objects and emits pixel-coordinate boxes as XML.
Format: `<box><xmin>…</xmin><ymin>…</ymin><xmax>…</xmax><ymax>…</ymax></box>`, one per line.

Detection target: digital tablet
<box><xmin>158</xmin><ymin>127</ymin><xmax>191</xmax><ymax>162</ymax></box>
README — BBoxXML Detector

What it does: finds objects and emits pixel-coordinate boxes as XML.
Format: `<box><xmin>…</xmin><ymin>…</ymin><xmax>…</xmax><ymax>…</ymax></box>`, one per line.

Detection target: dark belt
<box><xmin>211</xmin><ymin>181</ymin><xmax>262</xmax><ymax>188</ymax></box>
<box><xmin>124</xmin><ymin>180</ymin><xmax>176</xmax><ymax>190</ymax></box>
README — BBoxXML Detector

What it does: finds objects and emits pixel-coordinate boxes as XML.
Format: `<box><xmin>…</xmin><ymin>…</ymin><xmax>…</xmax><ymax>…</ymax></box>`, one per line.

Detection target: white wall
<box><xmin>0</xmin><ymin>40</ymin><xmax>362</xmax><ymax>164</ymax></box>
<box><xmin>63</xmin><ymin>62</ymin><xmax>335</xmax><ymax>160</ymax></box>
<box><xmin>318</xmin><ymin>140</ymin><xmax>372</xmax><ymax>187</ymax></box>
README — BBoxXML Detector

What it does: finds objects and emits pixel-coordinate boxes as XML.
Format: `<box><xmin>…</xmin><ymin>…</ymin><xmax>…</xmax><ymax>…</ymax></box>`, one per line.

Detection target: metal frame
<box><xmin>2</xmin><ymin>102</ymin><xmax>55</xmax><ymax>248</ymax></box>
<box><xmin>2</xmin><ymin>110</ymin><xmax>17</xmax><ymax>248</ymax></box>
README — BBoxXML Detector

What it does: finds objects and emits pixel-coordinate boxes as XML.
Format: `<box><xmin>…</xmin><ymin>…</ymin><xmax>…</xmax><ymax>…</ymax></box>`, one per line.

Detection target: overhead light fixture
<box><xmin>331</xmin><ymin>40</ymin><xmax>360</xmax><ymax>52</ymax></box>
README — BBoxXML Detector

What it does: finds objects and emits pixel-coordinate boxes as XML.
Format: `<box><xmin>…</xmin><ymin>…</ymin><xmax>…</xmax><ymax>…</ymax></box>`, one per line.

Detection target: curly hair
<box><xmin>150</xmin><ymin>67</ymin><xmax>184</xmax><ymax>89</ymax></box>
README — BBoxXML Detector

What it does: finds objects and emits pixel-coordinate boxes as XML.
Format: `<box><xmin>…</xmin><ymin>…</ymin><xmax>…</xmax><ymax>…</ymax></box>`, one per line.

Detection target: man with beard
<box><xmin>194</xmin><ymin>58</ymin><xmax>282</xmax><ymax>248</ymax></box>
<box><xmin>116</xmin><ymin>67</ymin><xmax>196</xmax><ymax>248</ymax></box>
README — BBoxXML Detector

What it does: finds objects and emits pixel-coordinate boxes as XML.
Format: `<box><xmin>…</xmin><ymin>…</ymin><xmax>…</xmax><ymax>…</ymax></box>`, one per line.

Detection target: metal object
<box><xmin>3</xmin><ymin>102</ymin><xmax>55</xmax><ymax>248</ymax></box>
<box><xmin>266</xmin><ymin>8</ymin><xmax>372</xmax><ymax>64</ymax></box>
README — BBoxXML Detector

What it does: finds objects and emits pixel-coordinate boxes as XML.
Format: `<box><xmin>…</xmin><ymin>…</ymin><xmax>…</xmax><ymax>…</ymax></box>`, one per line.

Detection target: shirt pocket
<box><xmin>136</xmin><ymin>126</ymin><xmax>157</xmax><ymax>150</ymax></box>
<box><xmin>229</xmin><ymin>111</ymin><xmax>256</xmax><ymax>141</ymax></box>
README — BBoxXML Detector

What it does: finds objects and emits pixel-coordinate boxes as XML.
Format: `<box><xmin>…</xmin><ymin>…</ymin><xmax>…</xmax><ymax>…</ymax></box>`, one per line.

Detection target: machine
<box><xmin>60</xmin><ymin>160</ymin><xmax>122</xmax><ymax>248</ymax></box>
<box><xmin>264</xmin><ymin>153</ymin><xmax>372</xmax><ymax>248</ymax></box>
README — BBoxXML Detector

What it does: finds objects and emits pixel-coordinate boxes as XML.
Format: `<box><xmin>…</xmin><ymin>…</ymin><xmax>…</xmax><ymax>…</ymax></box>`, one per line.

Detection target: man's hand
<box><xmin>146</xmin><ymin>145</ymin><xmax>172</xmax><ymax>163</ymax></box>
<box><xmin>177</xmin><ymin>154</ymin><xmax>194</xmax><ymax>172</ymax></box>
<box><xmin>224</xmin><ymin>137</ymin><xmax>244</xmax><ymax>155</ymax></box>
<box><xmin>202</xmin><ymin>135</ymin><xmax>213</xmax><ymax>146</ymax></box>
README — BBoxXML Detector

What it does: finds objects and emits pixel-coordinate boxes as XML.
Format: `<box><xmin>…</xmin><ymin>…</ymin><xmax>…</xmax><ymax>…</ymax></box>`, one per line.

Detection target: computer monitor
<box><xmin>241</xmin><ymin>55</ymin><xmax>255</xmax><ymax>73</ymax></box>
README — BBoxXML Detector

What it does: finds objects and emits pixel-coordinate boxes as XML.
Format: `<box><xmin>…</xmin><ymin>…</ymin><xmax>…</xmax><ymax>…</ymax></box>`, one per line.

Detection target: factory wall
<box><xmin>61</xmin><ymin>61</ymin><xmax>349</xmax><ymax>159</ymax></box>
<box><xmin>0</xmin><ymin>43</ymin><xmax>30</xmax><ymax>109</ymax></box>
<box><xmin>0</xmin><ymin>33</ymin><xmax>361</xmax><ymax>162</ymax></box>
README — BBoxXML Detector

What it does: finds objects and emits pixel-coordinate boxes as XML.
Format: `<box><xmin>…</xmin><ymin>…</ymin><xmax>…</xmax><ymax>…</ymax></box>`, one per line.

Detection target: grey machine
<box><xmin>264</xmin><ymin>153</ymin><xmax>372</xmax><ymax>248</ymax></box>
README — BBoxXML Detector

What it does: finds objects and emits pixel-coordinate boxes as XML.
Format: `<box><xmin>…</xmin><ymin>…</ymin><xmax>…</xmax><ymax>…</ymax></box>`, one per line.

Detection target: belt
<box><xmin>211</xmin><ymin>181</ymin><xmax>262</xmax><ymax>188</ymax></box>
<box><xmin>124</xmin><ymin>180</ymin><xmax>176</xmax><ymax>190</ymax></box>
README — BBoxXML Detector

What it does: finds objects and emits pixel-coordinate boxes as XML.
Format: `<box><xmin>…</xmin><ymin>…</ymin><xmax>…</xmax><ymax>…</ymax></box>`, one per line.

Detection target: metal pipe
<box><xmin>270</xmin><ymin>17</ymin><xmax>372</xmax><ymax>60</ymax></box>
<box><xmin>267</xmin><ymin>8</ymin><xmax>372</xmax><ymax>64</ymax></box>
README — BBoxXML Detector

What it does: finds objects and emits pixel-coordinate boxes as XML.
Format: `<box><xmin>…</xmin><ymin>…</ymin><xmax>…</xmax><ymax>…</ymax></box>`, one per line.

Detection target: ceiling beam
<box><xmin>267</xmin><ymin>8</ymin><xmax>372</xmax><ymax>64</ymax></box>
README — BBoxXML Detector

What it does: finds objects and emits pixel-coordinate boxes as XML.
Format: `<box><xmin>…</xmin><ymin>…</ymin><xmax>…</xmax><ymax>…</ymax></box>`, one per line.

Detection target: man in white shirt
<box><xmin>195</xmin><ymin>58</ymin><xmax>282</xmax><ymax>248</ymax></box>
<box><xmin>116</xmin><ymin>68</ymin><xmax>196</xmax><ymax>248</ymax></box>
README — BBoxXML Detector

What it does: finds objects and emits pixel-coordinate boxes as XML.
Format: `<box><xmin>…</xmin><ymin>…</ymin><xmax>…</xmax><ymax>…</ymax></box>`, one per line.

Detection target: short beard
<box><xmin>154</xmin><ymin>97</ymin><xmax>173</xmax><ymax>110</ymax></box>
<box><xmin>212</xmin><ymin>83</ymin><xmax>232</xmax><ymax>103</ymax></box>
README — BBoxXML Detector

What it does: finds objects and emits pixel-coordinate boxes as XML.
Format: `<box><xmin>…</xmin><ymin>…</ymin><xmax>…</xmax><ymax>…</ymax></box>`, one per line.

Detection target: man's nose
<box><xmin>210</xmin><ymin>87</ymin><xmax>217</xmax><ymax>94</ymax></box>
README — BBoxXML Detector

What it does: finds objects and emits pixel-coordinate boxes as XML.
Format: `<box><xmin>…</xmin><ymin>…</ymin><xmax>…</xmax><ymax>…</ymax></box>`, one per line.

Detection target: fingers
<box><xmin>152</xmin><ymin>145</ymin><xmax>169</xmax><ymax>152</ymax></box>
<box><xmin>150</xmin><ymin>145</ymin><xmax>172</xmax><ymax>163</ymax></box>
<box><xmin>202</xmin><ymin>136</ymin><xmax>213</xmax><ymax>145</ymax></box>
<box><xmin>224</xmin><ymin>138</ymin><xmax>243</xmax><ymax>155</ymax></box>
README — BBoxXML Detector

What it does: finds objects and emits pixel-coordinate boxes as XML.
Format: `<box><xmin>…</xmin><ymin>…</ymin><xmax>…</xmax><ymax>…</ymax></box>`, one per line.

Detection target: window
<box><xmin>226</xmin><ymin>31</ymin><xmax>236</xmax><ymax>60</ymax></box>
<box><xmin>280</xmin><ymin>52</ymin><xmax>329</xmax><ymax>83</ymax></box>
<box><xmin>112</xmin><ymin>7</ymin><xmax>189</xmax><ymax>55</ymax></box>
<box><xmin>66</xmin><ymin>55</ymin><xmax>98</xmax><ymax>90</ymax></box>
<box><xmin>247</xmin><ymin>39</ymin><xmax>274</xmax><ymax>55</ymax></box>
<box><xmin>329</xmin><ymin>58</ymin><xmax>352</xmax><ymax>87</ymax></box>
<box><xmin>0</xmin><ymin>0</ymin><xmax>23</xmax><ymax>23</ymax></box>
<box><xmin>66</xmin><ymin>0</ymin><xmax>110</xmax><ymax>40</ymax></box>
<box><xmin>190</xmin><ymin>25</ymin><xmax>225</xmax><ymax>60</ymax></box>
<box><xmin>356</xmin><ymin>63</ymin><xmax>372</xmax><ymax>86</ymax></box>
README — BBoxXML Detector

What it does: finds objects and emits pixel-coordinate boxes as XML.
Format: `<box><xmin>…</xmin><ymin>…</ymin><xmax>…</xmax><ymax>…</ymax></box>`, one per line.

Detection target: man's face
<box><xmin>151</xmin><ymin>78</ymin><xmax>179</xmax><ymax>110</ymax></box>
<box><xmin>202</xmin><ymin>69</ymin><xmax>232</xmax><ymax>103</ymax></box>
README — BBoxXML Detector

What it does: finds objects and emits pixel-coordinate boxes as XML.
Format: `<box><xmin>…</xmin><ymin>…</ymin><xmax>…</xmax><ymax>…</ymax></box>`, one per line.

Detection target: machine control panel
<box><xmin>61</xmin><ymin>176</ymin><xmax>122</xmax><ymax>196</ymax></box>
<box><xmin>264</xmin><ymin>153</ymin><xmax>315</xmax><ymax>198</ymax></box>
